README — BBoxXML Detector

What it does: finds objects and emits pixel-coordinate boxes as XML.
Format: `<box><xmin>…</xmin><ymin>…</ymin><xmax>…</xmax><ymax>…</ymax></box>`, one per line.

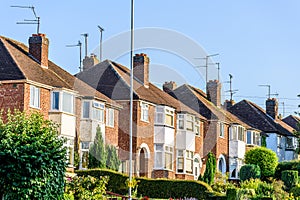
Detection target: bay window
<box><xmin>154</xmin><ymin>144</ymin><xmax>174</xmax><ymax>170</ymax></box>
<box><xmin>186</xmin><ymin>150</ymin><xmax>193</xmax><ymax>174</ymax></box>
<box><xmin>155</xmin><ymin>106</ymin><xmax>175</xmax><ymax>127</ymax></box>
<box><xmin>51</xmin><ymin>91</ymin><xmax>74</xmax><ymax>114</ymax></box>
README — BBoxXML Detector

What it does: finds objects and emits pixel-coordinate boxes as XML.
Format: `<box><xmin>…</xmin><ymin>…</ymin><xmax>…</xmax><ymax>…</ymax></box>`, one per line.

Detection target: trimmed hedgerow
<box><xmin>137</xmin><ymin>177</ymin><xmax>212</xmax><ymax>199</ymax></box>
<box><xmin>76</xmin><ymin>169</ymin><xmax>212</xmax><ymax>199</ymax></box>
<box><xmin>275</xmin><ymin>160</ymin><xmax>300</xmax><ymax>179</ymax></box>
<box><xmin>76</xmin><ymin>168</ymin><xmax>128</xmax><ymax>195</ymax></box>
<box><xmin>281</xmin><ymin>170</ymin><xmax>298</xmax><ymax>191</ymax></box>
<box><xmin>239</xmin><ymin>164</ymin><xmax>261</xmax><ymax>181</ymax></box>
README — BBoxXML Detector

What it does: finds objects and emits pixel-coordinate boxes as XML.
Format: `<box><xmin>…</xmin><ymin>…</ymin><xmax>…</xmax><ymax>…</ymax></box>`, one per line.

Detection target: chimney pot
<box><xmin>163</xmin><ymin>81</ymin><xmax>177</xmax><ymax>93</ymax></box>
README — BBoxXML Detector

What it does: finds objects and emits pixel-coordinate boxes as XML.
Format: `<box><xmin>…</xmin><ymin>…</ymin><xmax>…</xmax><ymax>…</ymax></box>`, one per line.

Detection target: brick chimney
<box><xmin>224</xmin><ymin>99</ymin><xmax>235</xmax><ymax>110</ymax></box>
<box><xmin>83</xmin><ymin>53</ymin><xmax>100</xmax><ymax>71</ymax></box>
<box><xmin>29</xmin><ymin>33</ymin><xmax>49</xmax><ymax>68</ymax></box>
<box><xmin>266</xmin><ymin>98</ymin><xmax>278</xmax><ymax>120</ymax></box>
<box><xmin>163</xmin><ymin>81</ymin><xmax>177</xmax><ymax>93</ymax></box>
<box><xmin>207</xmin><ymin>80</ymin><xmax>221</xmax><ymax>107</ymax></box>
<box><xmin>133</xmin><ymin>53</ymin><xmax>149</xmax><ymax>87</ymax></box>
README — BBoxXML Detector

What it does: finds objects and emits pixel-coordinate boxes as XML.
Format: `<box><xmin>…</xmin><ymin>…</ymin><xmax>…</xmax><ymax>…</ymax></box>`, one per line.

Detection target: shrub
<box><xmin>88</xmin><ymin>126</ymin><xmax>107</xmax><ymax>169</ymax></box>
<box><xmin>226</xmin><ymin>188</ymin><xmax>238</xmax><ymax>200</ymax></box>
<box><xmin>212</xmin><ymin>172</ymin><xmax>235</xmax><ymax>194</ymax></box>
<box><xmin>281</xmin><ymin>170</ymin><xmax>298</xmax><ymax>191</ymax></box>
<box><xmin>245</xmin><ymin>147</ymin><xmax>278</xmax><ymax>179</ymax></box>
<box><xmin>290</xmin><ymin>185</ymin><xmax>300</xmax><ymax>197</ymax></box>
<box><xmin>275</xmin><ymin>160</ymin><xmax>300</xmax><ymax>179</ymax></box>
<box><xmin>203</xmin><ymin>152</ymin><xmax>217</xmax><ymax>185</ymax></box>
<box><xmin>0</xmin><ymin>111</ymin><xmax>67</xmax><ymax>199</ymax></box>
<box><xmin>240</xmin><ymin>164</ymin><xmax>261</xmax><ymax>181</ymax></box>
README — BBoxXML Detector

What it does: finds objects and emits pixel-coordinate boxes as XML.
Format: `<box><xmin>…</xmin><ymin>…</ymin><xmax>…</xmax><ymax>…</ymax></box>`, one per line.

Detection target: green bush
<box><xmin>76</xmin><ymin>169</ymin><xmax>212</xmax><ymax>199</ymax></box>
<box><xmin>275</xmin><ymin>160</ymin><xmax>300</xmax><ymax>179</ymax></box>
<box><xmin>245</xmin><ymin>147</ymin><xmax>278</xmax><ymax>179</ymax></box>
<box><xmin>0</xmin><ymin>111</ymin><xmax>67</xmax><ymax>199</ymax></box>
<box><xmin>76</xmin><ymin>168</ymin><xmax>128</xmax><ymax>195</ymax></box>
<box><xmin>281</xmin><ymin>170</ymin><xmax>298</xmax><ymax>191</ymax></box>
<box><xmin>226</xmin><ymin>188</ymin><xmax>238</xmax><ymax>200</ymax></box>
<box><xmin>240</xmin><ymin>164</ymin><xmax>261</xmax><ymax>181</ymax></box>
<box><xmin>290</xmin><ymin>185</ymin><xmax>300</xmax><ymax>197</ymax></box>
<box><xmin>203</xmin><ymin>152</ymin><xmax>217</xmax><ymax>185</ymax></box>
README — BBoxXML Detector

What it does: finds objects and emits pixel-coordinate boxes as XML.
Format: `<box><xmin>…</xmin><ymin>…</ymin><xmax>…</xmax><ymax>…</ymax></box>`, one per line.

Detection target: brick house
<box><xmin>283</xmin><ymin>115</ymin><xmax>300</xmax><ymax>132</ymax></box>
<box><xmin>76</xmin><ymin>53</ymin><xmax>206</xmax><ymax>180</ymax></box>
<box><xmin>0</xmin><ymin>34</ymin><xmax>121</xmax><ymax>170</ymax></box>
<box><xmin>228</xmin><ymin>99</ymin><xmax>297</xmax><ymax>161</ymax></box>
<box><xmin>165</xmin><ymin>81</ymin><xmax>259</xmax><ymax>180</ymax></box>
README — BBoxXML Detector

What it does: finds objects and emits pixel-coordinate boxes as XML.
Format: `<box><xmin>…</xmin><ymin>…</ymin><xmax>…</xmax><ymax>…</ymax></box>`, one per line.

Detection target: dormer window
<box><xmin>51</xmin><ymin>91</ymin><xmax>74</xmax><ymax>114</ymax></box>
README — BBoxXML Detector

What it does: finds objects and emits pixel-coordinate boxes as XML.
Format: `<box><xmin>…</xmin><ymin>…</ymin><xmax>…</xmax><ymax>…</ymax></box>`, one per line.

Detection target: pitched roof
<box><xmin>228</xmin><ymin>100</ymin><xmax>295</xmax><ymax>136</ymax></box>
<box><xmin>75</xmin><ymin>60</ymin><xmax>206</xmax><ymax>120</ymax></box>
<box><xmin>283</xmin><ymin>115</ymin><xmax>300</xmax><ymax>131</ymax></box>
<box><xmin>0</xmin><ymin>36</ymin><xmax>120</xmax><ymax>108</ymax></box>
<box><xmin>168</xmin><ymin>84</ymin><xmax>252</xmax><ymax>128</ymax></box>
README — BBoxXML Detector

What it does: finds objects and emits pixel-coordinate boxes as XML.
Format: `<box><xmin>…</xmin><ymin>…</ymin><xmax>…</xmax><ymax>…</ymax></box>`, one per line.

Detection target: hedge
<box><xmin>76</xmin><ymin>168</ymin><xmax>128</xmax><ymax>195</ymax></box>
<box><xmin>275</xmin><ymin>160</ymin><xmax>300</xmax><ymax>179</ymax></box>
<box><xmin>239</xmin><ymin>164</ymin><xmax>261</xmax><ymax>181</ymax></box>
<box><xmin>76</xmin><ymin>169</ymin><xmax>212</xmax><ymax>199</ymax></box>
<box><xmin>281</xmin><ymin>170</ymin><xmax>298</xmax><ymax>190</ymax></box>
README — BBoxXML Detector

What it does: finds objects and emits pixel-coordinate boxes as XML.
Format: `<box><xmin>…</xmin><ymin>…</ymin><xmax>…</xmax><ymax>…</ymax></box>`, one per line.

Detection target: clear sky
<box><xmin>1</xmin><ymin>0</ymin><xmax>300</xmax><ymax>116</ymax></box>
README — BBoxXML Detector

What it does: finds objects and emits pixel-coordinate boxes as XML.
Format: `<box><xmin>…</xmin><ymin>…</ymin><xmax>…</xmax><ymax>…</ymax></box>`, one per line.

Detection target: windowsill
<box><xmin>154</xmin><ymin>123</ymin><xmax>175</xmax><ymax>129</ymax></box>
<box><xmin>30</xmin><ymin>105</ymin><xmax>40</xmax><ymax>110</ymax></box>
<box><xmin>106</xmin><ymin>124</ymin><xmax>114</xmax><ymax>128</ymax></box>
<box><xmin>141</xmin><ymin>119</ymin><xmax>149</xmax><ymax>123</ymax></box>
<box><xmin>153</xmin><ymin>168</ymin><xmax>173</xmax><ymax>172</ymax></box>
<box><xmin>176</xmin><ymin>171</ymin><xmax>193</xmax><ymax>175</ymax></box>
<box><xmin>49</xmin><ymin>110</ymin><xmax>75</xmax><ymax>116</ymax></box>
<box><xmin>219</xmin><ymin>135</ymin><xmax>225</xmax><ymax>139</ymax></box>
<box><xmin>81</xmin><ymin>118</ymin><xmax>104</xmax><ymax>123</ymax></box>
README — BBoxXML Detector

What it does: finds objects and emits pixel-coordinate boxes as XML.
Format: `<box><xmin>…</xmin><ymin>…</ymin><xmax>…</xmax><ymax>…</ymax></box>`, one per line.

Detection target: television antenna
<box><xmin>259</xmin><ymin>84</ymin><xmax>278</xmax><ymax>99</ymax></box>
<box><xmin>11</xmin><ymin>5</ymin><xmax>40</xmax><ymax>34</ymax></box>
<box><xmin>66</xmin><ymin>41</ymin><xmax>82</xmax><ymax>72</ymax></box>
<box><xmin>81</xmin><ymin>33</ymin><xmax>88</xmax><ymax>57</ymax></box>
<box><xmin>225</xmin><ymin>74</ymin><xmax>238</xmax><ymax>101</ymax></box>
<box><xmin>97</xmin><ymin>25</ymin><xmax>104</xmax><ymax>61</ymax></box>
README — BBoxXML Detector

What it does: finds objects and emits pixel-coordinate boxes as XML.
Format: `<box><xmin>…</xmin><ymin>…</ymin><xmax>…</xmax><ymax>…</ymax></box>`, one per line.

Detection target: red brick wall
<box><xmin>175</xmin><ymin>173</ymin><xmax>194</xmax><ymax>180</ymax></box>
<box><xmin>105</xmin><ymin>108</ymin><xmax>119</xmax><ymax>146</ymax></box>
<box><xmin>152</xmin><ymin>170</ymin><xmax>175</xmax><ymax>179</ymax></box>
<box><xmin>0</xmin><ymin>83</ymin><xmax>25</xmax><ymax>116</ymax></box>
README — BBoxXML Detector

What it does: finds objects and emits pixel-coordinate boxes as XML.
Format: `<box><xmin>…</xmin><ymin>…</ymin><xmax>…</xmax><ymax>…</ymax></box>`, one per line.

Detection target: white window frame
<box><xmin>30</xmin><ymin>85</ymin><xmax>40</xmax><ymax>108</ymax></box>
<box><xmin>186</xmin><ymin>115</ymin><xmax>194</xmax><ymax>132</ymax></box>
<box><xmin>178</xmin><ymin>114</ymin><xmax>184</xmax><ymax>130</ymax></box>
<box><xmin>154</xmin><ymin>144</ymin><xmax>164</xmax><ymax>169</ymax></box>
<box><xmin>82</xmin><ymin>101</ymin><xmax>90</xmax><ymax>119</ymax></box>
<box><xmin>165</xmin><ymin>146</ymin><xmax>173</xmax><ymax>170</ymax></box>
<box><xmin>51</xmin><ymin>91</ymin><xmax>60</xmax><ymax>110</ymax></box>
<box><xmin>106</xmin><ymin>108</ymin><xmax>114</xmax><ymax>127</ymax></box>
<box><xmin>185</xmin><ymin>150</ymin><xmax>194</xmax><ymax>174</ymax></box>
<box><xmin>51</xmin><ymin>91</ymin><xmax>75</xmax><ymax>114</ymax></box>
<box><xmin>177</xmin><ymin>149</ymin><xmax>184</xmax><ymax>173</ymax></box>
<box><xmin>165</xmin><ymin>108</ymin><xmax>174</xmax><ymax>127</ymax></box>
<box><xmin>92</xmin><ymin>101</ymin><xmax>105</xmax><ymax>122</ymax></box>
<box><xmin>140</xmin><ymin>102</ymin><xmax>149</xmax><ymax>122</ymax></box>
<box><xmin>155</xmin><ymin>106</ymin><xmax>175</xmax><ymax>127</ymax></box>
<box><xmin>195</xmin><ymin>119</ymin><xmax>200</xmax><ymax>136</ymax></box>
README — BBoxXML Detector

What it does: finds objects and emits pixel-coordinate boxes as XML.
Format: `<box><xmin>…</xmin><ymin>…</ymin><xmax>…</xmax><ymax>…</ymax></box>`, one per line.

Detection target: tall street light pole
<box><xmin>129</xmin><ymin>0</ymin><xmax>134</xmax><ymax>199</ymax></box>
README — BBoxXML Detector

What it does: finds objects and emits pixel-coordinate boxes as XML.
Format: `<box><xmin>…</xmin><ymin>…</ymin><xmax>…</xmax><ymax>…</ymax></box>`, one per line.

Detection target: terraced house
<box><xmin>76</xmin><ymin>53</ymin><xmax>207</xmax><ymax>180</ymax></box>
<box><xmin>0</xmin><ymin>34</ymin><xmax>121</xmax><ymax>170</ymax></box>
<box><xmin>164</xmin><ymin>81</ymin><xmax>261</xmax><ymax>180</ymax></box>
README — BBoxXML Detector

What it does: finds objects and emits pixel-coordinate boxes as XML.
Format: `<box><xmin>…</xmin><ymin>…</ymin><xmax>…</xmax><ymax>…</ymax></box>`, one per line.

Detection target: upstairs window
<box><xmin>30</xmin><ymin>85</ymin><xmax>40</xmax><ymax>108</ymax></box>
<box><xmin>62</xmin><ymin>92</ymin><xmax>74</xmax><ymax>113</ymax></box>
<box><xmin>141</xmin><ymin>102</ymin><xmax>149</xmax><ymax>122</ymax></box>
<box><xmin>230</xmin><ymin>126</ymin><xmax>237</xmax><ymax>140</ymax></box>
<box><xmin>155</xmin><ymin>106</ymin><xmax>175</xmax><ymax>127</ymax></box>
<box><xmin>106</xmin><ymin>108</ymin><xmax>114</xmax><ymax>127</ymax></box>
<box><xmin>219</xmin><ymin>122</ymin><xmax>224</xmax><ymax>137</ymax></box>
<box><xmin>247</xmin><ymin>131</ymin><xmax>252</xmax><ymax>144</ymax></box>
<box><xmin>178</xmin><ymin>114</ymin><xmax>184</xmax><ymax>130</ymax></box>
<box><xmin>51</xmin><ymin>91</ymin><xmax>74</xmax><ymax>114</ymax></box>
<box><xmin>52</xmin><ymin>91</ymin><xmax>60</xmax><ymax>110</ymax></box>
<box><xmin>165</xmin><ymin>109</ymin><xmax>174</xmax><ymax>127</ymax></box>
<box><xmin>186</xmin><ymin>115</ymin><xmax>194</xmax><ymax>131</ymax></box>
<box><xmin>237</xmin><ymin>126</ymin><xmax>245</xmax><ymax>141</ymax></box>
<box><xmin>92</xmin><ymin>101</ymin><xmax>104</xmax><ymax>122</ymax></box>
<box><xmin>195</xmin><ymin>119</ymin><xmax>200</xmax><ymax>136</ymax></box>
<box><xmin>247</xmin><ymin>131</ymin><xmax>261</xmax><ymax>145</ymax></box>
<box><xmin>82</xmin><ymin>101</ymin><xmax>90</xmax><ymax>118</ymax></box>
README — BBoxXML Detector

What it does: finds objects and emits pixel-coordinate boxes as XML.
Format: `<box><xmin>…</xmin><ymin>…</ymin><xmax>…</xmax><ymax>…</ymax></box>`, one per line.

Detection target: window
<box><xmin>177</xmin><ymin>150</ymin><xmax>184</xmax><ymax>173</ymax></box>
<box><xmin>82</xmin><ymin>101</ymin><xmax>90</xmax><ymax>118</ymax></box>
<box><xmin>277</xmin><ymin>135</ymin><xmax>282</xmax><ymax>148</ymax></box>
<box><xmin>186</xmin><ymin>150</ymin><xmax>194</xmax><ymax>174</ymax></box>
<box><xmin>30</xmin><ymin>85</ymin><xmax>40</xmax><ymax>108</ymax></box>
<box><xmin>247</xmin><ymin>131</ymin><xmax>252</xmax><ymax>144</ymax></box>
<box><xmin>165</xmin><ymin>146</ymin><xmax>173</xmax><ymax>170</ymax></box>
<box><xmin>186</xmin><ymin>115</ymin><xmax>194</xmax><ymax>131</ymax></box>
<box><xmin>141</xmin><ymin>102</ymin><xmax>149</xmax><ymax>122</ymax></box>
<box><xmin>63</xmin><ymin>138</ymin><xmax>74</xmax><ymax>167</ymax></box>
<box><xmin>62</xmin><ymin>92</ymin><xmax>74</xmax><ymax>113</ymax></box>
<box><xmin>230</xmin><ymin>126</ymin><xmax>237</xmax><ymax>140</ymax></box>
<box><xmin>165</xmin><ymin>109</ymin><xmax>174</xmax><ymax>127</ymax></box>
<box><xmin>195</xmin><ymin>119</ymin><xmax>200</xmax><ymax>136</ymax></box>
<box><xmin>178</xmin><ymin>114</ymin><xmax>184</xmax><ymax>130</ymax></box>
<box><xmin>155</xmin><ymin>107</ymin><xmax>164</xmax><ymax>124</ymax></box>
<box><xmin>92</xmin><ymin>102</ymin><xmax>104</xmax><ymax>122</ymax></box>
<box><xmin>219</xmin><ymin>122</ymin><xmax>224</xmax><ymax>137</ymax></box>
<box><xmin>286</xmin><ymin>137</ymin><xmax>294</xmax><ymax>149</ymax></box>
<box><xmin>52</xmin><ymin>91</ymin><xmax>60</xmax><ymax>110</ymax></box>
<box><xmin>155</xmin><ymin>144</ymin><xmax>163</xmax><ymax>168</ymax></box>
<box><xmin>238</xmin><ymin>126</ymin><xmax>244</xmax><ymax>141</ymax></box>
<box><xmin>106</xmin><ymin>108</ymin><xmax>114</xmax><ymax>127</ymax></box>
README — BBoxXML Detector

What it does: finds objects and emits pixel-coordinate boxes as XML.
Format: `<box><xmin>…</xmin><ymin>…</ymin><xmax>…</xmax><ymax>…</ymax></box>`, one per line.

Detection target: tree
<box><xmin>0</xmin><ymin>111</ymin><xmax>67</xmax><ymax>199</ymax></box>
<box><xmin>88</xmin><ymin>126</ymin><xmax>107</xmax><ymax>168</ymax></box>
<box><xmin>239</xmin><ymin>164</ymin><xmax>261</xmax><ymax>181</ymax></box>
<box><xmin>106</xmin><ymin>144</ymin><xmax>121</xmax><ymax>171</ymax></box>
<box><xmin>245</xmin><ymin>147</ymin><xmax>278</xmax><ymax>179</ymax></box>
<box><xmin>203</xmin><ymin>152</ymin><xmax>216</xmax><ymax>185</ymax></box>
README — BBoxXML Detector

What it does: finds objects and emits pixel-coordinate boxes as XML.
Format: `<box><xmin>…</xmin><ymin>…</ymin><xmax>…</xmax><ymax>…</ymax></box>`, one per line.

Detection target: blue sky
<box><xmin>1</xmin><ymin>0</ymin><xmax>300</xmax><ymax>116</ymax></box>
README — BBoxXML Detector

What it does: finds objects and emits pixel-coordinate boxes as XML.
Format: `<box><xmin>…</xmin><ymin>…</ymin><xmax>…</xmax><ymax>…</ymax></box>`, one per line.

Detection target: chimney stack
<box><xmin>224</xmin><ymin>99</ymin><xmax>235</xmax><ymax>110</ymax></box>
<box><xmin>29</xmin><ymin>33</ymin><xmax>49</xmax><ymax>68</ymax></box>
<box><xmin>133</xmin><ymin>53</ymin><xmax>149</xmax><ymax>87</ymax></box>
<box><xmin>207</xmin><ymin>80</ymin><xmax>221</xmax><ymax>107</ymax></box>
<box><xmin>83</xmin><ymin>53</ymin><xmax>99</xmax><ymax>71</ymax></box>
<box><xmin>163</xmin><ymin>81</ymin><xmax>177</xmax><ymax>93</ymax></box>
<box><xmin>266</xmin><ymin>98</ymin><xmax>278</xmax><ymax>120</ymax></box>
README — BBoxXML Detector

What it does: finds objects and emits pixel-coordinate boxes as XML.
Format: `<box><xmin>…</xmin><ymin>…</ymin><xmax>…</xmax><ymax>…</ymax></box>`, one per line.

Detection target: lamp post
<box><xmin>129</xmin><ymin>0</ymin><xmax>134</xmax><ymax>199</ymax></box>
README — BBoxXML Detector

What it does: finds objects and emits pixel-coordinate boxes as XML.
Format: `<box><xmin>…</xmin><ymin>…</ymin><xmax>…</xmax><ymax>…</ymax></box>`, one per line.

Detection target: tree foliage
<box><xmin>245</xmin><ymin>147</ymin><xmax>278</xmax><ymax>179</ymax></box>
<box><xmin>0</xmin><ymin>111</ymin><xmax>67</xmax><ymax>199</ymax></box>
<box><xmin>88</xmin><ymin>126</ymin><xmax>107</xmax><ymax>168</ymax></box>
<box><xmin>203</xmin><ymin>152</ymin><xmax>216</xmax><ymax>185</ymax></box>
<box><xmin>240</xmin><ymin>164</ymin><xmax>261</xmax><ymax>181</ymax></box>
<box><xmin>106</xmin><ymin>144</ymin><xmax>121</xmax><ymax>171</ymax></box>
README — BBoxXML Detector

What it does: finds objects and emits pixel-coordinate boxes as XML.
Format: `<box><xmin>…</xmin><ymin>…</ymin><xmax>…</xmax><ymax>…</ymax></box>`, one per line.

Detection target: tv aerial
<box><xmin>66</xmin><ymin>41</ymin><xmax>83</xmax><ymax>72</ymax></box>
<box><xmin>11</xmin><ymin>5</ymin><xmax>40</xmax><ymax>34</ymax></box>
